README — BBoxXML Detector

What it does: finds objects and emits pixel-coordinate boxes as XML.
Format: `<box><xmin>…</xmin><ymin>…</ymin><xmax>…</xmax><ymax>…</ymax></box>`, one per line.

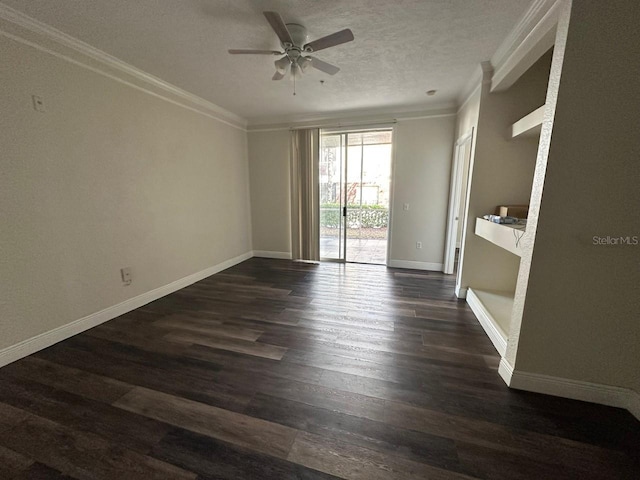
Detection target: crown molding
<box><xmin>491</xmin><ymin>0</ymin><xmax>557</xmax><ymax>68</ymax></box>
<box><xmin>456</xmin><ymin>1</ymin><xmax>561</xmax><ymax>105</ymax></box>
<box><xmin>456</xmin><ymin>61</ymin><xmax>493</xmax><ymax>112</ymax></box>
<box><xmin>490</xmin><ymin>0</ymin><xmax>563</xmax><ymax>92</ymax></box>
<box><xmin>247</xmin><ymin>103</ymin><xmax>457</xmax><ymax>132</ymax></box>
<box><xmin>0</xmin><ymin>2</ymin><xmax>247</xmax><ymax>130</ymax></box>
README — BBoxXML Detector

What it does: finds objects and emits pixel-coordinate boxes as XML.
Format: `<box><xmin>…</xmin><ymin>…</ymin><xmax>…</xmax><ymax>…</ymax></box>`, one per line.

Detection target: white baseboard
<box><xmin>0</xmin><ymin>251</ymin><xmax>253</xmax><ymax>368</ymax></box>
<box><xmin>455</xmin><ymin>285</ymin><xmax>467</xmax><ymax>298</ymax></box>
<box><xmin>499</xmin><ymin>358</ymin><xmax>640</xmax><ymax>421</ymax></box>
<box><xmin>387</xmin><ymin>260</ymin><xmax>443</xmax><ymax>271</ymax></box>
<box><xmin>498</xmin><ymin>357</ymin><xmax>514</xmax><ymax>385</ymax></box>
<box><xmin>252</xmin><ymin>250</ymin><xmax>292</xmax><ymax>259</ymax></box>
<box><xmin>466</xmin><ymin>289</ymin><xmax>507</xmax><ymax>357</ymax></box>
<box><xmin>628</xmin><ymin>391</ymin><xmax>640</xmax><ymax>420</ymax></box>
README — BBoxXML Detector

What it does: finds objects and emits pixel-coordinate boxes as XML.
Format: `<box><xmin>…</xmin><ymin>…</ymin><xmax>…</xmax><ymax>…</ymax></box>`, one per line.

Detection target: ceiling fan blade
<box><xmin>304</xmin><ymin>29</ymin><xmax>354</xmax><ymax>52</ymax></box>
<box><xmin>272</xmin><ymin>71</ymin><xmax>286</xmax><ymax>81</ymax></box>
<box><xmin>263</xmin><ymin>11</ymin><xmax>294</xmax><ymax>45</ymax></box>
<box><xmin>228</xmin><ymin>49</ymin><xmax>282</xmax><ymax>55</ymax></box>
<box><xmin>308</xmin><ymin>57</ymin><xmax>340</xmax><ymax>75</ymax></box>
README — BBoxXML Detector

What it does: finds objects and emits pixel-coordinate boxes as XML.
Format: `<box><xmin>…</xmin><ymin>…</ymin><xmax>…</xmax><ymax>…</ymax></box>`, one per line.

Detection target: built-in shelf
<box><xmin>467</xmin><ymin>288</ymin><xmax>514</xmax><ymax>356</ymax></box>
<box><xmin>475</xmin><ymin>218</ymin><xmax>526</xmax><ymax>256</ymax></box>
<box><xmin>511</xmin><ymin>105</ymin><xmax>545</xmax><ymax>138</ymax></box>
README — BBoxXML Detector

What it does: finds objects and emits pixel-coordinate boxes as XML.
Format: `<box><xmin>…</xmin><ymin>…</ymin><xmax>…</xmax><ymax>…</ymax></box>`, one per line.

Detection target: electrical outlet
<box><xmin>120</xmin><ymin>267</ymin><xmax>132</xmax><ymax>285</ymax></box>
<box><xmin>32</xmin><ymin>95</ymin><xmax>45</xmax><ymax>112</ymax></box>
<box><xmin>416</xmin><ymin>242</ymin><xmax>422</xmax><ymax>249</ymax></box>
<box><xmin>403</xmin><ymin>203</ymin><xmax>410</xmax><ymax>211</ymax></box>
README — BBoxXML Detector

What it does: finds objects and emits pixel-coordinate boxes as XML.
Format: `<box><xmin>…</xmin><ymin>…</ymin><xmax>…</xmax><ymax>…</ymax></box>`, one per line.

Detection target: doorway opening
<box><xmin>444</xmin><ymin>130</ymin><xmax>473</xmax><ymax>275</ymax></box>
<box><xmin>319</xmin><ymin>129</ymin><xmax>393</xmax><ymax>264</ymax></box>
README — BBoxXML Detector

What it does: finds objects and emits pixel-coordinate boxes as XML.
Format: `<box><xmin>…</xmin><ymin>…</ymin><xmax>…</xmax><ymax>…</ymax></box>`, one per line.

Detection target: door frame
<box><xmin>443</xmin><ymin>129</ymin><xmax>473</xmax><ymax>274</ymax></box>
<box><xmin>384</xmin><ymin>125</ymin><xmax>397</xmax><ymax>267</ymax></box>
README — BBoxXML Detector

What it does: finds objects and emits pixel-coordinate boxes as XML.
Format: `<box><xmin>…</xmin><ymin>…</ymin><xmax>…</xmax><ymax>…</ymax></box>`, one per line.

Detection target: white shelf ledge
<box><xmin>475</xmin><ymin>218</ymin><xmax>526</xmax><ymax>257</ymax></box>
<box><xmin>467</xmin><ymin>288</ymin><xmax>514</xmax><ymax>356</ymax></box>
<box><xmin>511</xmin><ymin>105</ymin><xmax>545</xmax><ymax>138</ymax></box>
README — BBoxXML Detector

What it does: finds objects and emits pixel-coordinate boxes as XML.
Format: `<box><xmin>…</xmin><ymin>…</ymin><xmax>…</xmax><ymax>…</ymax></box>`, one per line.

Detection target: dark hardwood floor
<box><xmin>1</xmin><ymin>258</ymin><xmax>638</xmax><ymax>479</ymax></box>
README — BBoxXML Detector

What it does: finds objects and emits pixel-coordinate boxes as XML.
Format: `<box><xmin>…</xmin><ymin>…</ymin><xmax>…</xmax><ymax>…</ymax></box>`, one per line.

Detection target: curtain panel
<box><xmin>290</xmin><ymin>129</ymin><xmax>320</xmax><ymax>261</ymax></box>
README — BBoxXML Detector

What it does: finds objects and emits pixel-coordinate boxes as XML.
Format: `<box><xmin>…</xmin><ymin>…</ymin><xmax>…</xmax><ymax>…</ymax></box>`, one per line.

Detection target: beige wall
<box><xmin>389</xmin><ymin>116</ymin><xmax>456</xmax><ymax>267</ymax></box>
<box><xmin>0</xmin><ymin>35</ymin><xmax>252</xmax><ymax>351</ymax></box>
<box><xmin>247</xmin><ymin>130</ymin><xmax>292</xmax><ymax>255</ymax></box>
<box><xmin>247</xmin><ymin>115</ymin><xmax>456</xmax><ymax>268</ymax></box>
<box><xmin>514</xmin><ymin>1</ymin><xmax>640</xmax><ymax>393</ymax></box>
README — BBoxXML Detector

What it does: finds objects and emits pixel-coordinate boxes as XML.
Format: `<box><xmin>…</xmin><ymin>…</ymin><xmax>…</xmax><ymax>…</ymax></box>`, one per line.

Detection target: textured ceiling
<box><xmin>3</xmin><ymin>0</ymin><xmax>532</xmax><ymax>123</ymax></box>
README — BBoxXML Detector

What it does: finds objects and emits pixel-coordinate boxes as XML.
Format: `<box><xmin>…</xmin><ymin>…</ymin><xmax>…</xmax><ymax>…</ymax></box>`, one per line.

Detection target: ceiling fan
<box><xmin>229</xmin><ymin>11</ymin><xmax>354</xmax><ymax>83</ymax></box>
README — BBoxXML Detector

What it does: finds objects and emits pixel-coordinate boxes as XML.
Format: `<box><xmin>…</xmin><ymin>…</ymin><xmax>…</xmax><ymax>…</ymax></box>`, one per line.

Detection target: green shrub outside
<box><xmin>320</xmin><ymin>203</ymin><xmax>389</xmax><ymax>228</ymax></box>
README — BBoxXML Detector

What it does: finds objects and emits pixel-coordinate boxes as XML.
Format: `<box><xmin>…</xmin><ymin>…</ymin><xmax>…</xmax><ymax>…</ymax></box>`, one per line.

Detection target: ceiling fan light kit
<box><xmin>229</xmin><ymin>11</ymin><xmax>354</xmax><ymax>94</ymax></box>
<box><xmin>297</xmin><ymin>55</ymin><xmax>312</xmax><ymax>73</ymax></box>
<box><xmin>274</xmin><ymin>56</ymin><xmax>290</xmax><ymax>74</ymax></box>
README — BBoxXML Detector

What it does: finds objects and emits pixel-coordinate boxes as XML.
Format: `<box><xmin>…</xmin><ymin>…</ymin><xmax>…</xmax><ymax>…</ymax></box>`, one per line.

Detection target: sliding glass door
<box><xmin>319</xmin><ymin>133</ymin><xmax>346</xmax><ymax>261</ymax></box>
<box><xmin>319</xmin><ymin>129</ymin><xmax>392</xmax><ymax>264</ymax></box>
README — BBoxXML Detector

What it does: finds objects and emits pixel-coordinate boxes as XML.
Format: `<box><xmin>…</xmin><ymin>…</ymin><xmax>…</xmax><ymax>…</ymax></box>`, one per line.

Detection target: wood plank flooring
<box><xmin>1</xmin><ymin>258</ymin><xmax>638</xmax><ymax>479</ymax></box>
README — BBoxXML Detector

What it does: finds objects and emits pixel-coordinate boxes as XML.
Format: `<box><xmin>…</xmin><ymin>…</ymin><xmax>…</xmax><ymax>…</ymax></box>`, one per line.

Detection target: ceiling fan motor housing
<box><xmin>283</xmin><ymin>24</ymin><xmax>308</xmax><ymax>51</ymax></box>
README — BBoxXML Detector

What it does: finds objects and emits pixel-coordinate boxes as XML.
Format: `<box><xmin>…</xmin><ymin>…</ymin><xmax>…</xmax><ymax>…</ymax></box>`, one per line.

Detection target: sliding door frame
<box><xmin>319</xmin><ymin>126</ymin><xmax>395</xmax><ymax>265</ymax></box>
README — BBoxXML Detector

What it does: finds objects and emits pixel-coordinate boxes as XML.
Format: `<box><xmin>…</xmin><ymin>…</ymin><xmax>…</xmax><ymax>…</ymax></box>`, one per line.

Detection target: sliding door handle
<box><xmin>342</xmin><ymin>207</ymin><xmax>347</xmax><ymax>217</ymax></box>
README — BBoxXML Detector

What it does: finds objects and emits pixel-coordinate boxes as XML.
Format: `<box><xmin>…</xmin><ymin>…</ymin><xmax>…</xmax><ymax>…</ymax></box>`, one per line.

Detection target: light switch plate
<box><xmin>120</xmin><ymin>267</ymin><xmax>132</xmax><ymax>285</ymax></box>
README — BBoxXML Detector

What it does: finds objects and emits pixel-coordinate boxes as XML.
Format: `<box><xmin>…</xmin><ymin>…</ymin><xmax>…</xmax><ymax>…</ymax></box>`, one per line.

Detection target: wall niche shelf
<box><xmin>474</xmin><ymin>218</ymin><xmax>526</xmax><ymax>256</ymax></box>
<box><xmin>460</xmin><ymin>47</ymin><xmax>552</xmax><ymax>358</ymax></box>
<box><xmin>511</xmin><ymin>105</ymin><xmax>545</xmax><ymax>138</ymax></box>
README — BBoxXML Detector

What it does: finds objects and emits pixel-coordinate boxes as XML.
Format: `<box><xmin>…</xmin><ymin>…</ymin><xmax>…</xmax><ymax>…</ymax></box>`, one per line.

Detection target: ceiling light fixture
<box><xmin>298</xmin><ymin>56</ymin><xmax>312</xmax><ymax>73</ymax></box>
<box><xmin>274</xmin><ymin>56</ymin><xmax>290</xmax><ymax>74</ymax></box>
<box><xmin>291</xmin><ymin>63</ymin><xmax>303</xmax><ymax>80</ymax></box>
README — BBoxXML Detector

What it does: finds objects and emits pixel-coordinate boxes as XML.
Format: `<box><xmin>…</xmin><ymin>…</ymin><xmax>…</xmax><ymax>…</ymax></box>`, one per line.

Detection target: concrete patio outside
<box><xmin>320</xmin><ymin>233</ymin><xmax>388</xmax><ymax>264</ymax></box>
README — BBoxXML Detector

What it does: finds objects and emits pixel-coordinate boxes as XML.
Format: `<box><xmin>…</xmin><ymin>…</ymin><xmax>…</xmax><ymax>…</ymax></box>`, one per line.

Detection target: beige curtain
<box><xmin>290</xmin><ymin>128</ymin><xmax>320</xmax><ymax>261</ymax></box>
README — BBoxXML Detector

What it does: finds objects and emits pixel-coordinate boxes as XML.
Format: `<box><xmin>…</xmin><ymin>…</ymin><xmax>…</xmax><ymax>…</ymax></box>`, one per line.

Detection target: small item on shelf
<box><xmin>483</xmin><ymin>214</ymin><xmax>519</xmax><ymax>224</ymax></box>
<box><xmin>495</xmin><ymin>205</ymin><xmax>529</xmax><ymax>219</ymax></box>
